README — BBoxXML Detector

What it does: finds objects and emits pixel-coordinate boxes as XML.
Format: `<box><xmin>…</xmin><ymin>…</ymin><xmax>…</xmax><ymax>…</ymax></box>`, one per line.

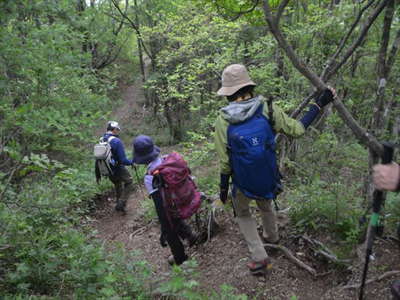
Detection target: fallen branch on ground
<box><xmin>129</xmin><ymin>227</ymin><xmax>147</xmax><ymax>240</ymax></box>
<box><xmin>264</xmin><ymin>243</ymin><xmax>317</xmax><ymax>276</ymax></box>
<box><xmin>315</xmin><ymin>270</ymin><xmax>333</xmax><ymax>277</ymax></box>
<box><xmin>300</xmin><ymin>235</ymin><xmax>351</xmax><ymax>265</ymax></box>
<box><xmin>129</xmin><ymin>220</ymin><xmax>154</xmax><ymax>240</ymax></box>
<box><xmin>340</xmin><ymin>270</ymin><xmax>400</xmax><ymax>290</ymax></box>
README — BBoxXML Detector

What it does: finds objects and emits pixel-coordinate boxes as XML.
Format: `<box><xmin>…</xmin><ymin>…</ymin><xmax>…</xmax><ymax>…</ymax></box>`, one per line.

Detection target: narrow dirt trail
<box><xmin>91</xmin><ymin>76</ymin><xmax>400</xmax><ymax>299</ymax></box>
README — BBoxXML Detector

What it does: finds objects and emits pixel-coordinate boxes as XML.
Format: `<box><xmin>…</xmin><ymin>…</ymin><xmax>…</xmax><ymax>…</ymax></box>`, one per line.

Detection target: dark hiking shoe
<box><xmin>247</xmin><ymin>258</ymin><xmax>272</xmax><ymax>276</ymax></box>
<box><xmin>167</xmin><ymin>255</ymin><xmax>188</xmax><ymax>266</ymax></box>
<box><xmin>391</xmin><ymin>280</ymin><xmax>400</xmax><ymax>300</ymax></box>
<box><xmin>167</xmin><ymin>255</ymin><xmax>175</xmax><ymax>266</ymax></box>
<box><xmin>262</xmin><ymin>234</ymin><xmax>280</xmax><ymax>244</ymax></box>
<box><xmin>115</xmin><ymin>201</ymin><xmax>126</xmax><ymax>213</ymax></box>
<box><xmin>167</xmin><ymin>255</ymin><xmax>176</xmax><ymax>266</ymax></box>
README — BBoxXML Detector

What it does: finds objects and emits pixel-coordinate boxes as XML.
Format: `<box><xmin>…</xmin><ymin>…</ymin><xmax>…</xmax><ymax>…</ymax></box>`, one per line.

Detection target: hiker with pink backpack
<box><xmin>132</xmin><ymin>135</ymin><xmax>201</xmax><ymax>265</ymax></box>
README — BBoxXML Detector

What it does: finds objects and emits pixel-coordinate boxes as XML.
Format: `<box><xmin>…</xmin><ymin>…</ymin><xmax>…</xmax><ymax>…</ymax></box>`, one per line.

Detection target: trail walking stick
<box><xmin>359</xmin><ymin>142</ymin><xmax>394</xmax><ymax>300</ymax></box>
<box><xmin>133</xmin><ymin>164</ymin><xmax>147</xmax><ymax>200</ymax></box>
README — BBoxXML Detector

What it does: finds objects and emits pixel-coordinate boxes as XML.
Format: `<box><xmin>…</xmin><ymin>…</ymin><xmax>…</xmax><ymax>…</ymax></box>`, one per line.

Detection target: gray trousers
<box><xmin>232</xmin><ymin>189</ymin><xmax>278</xmax><ymax>262</ymax></box>
<box><xmin>110</xmin><ymin>166</ymin><xmax>134</xmax><ymax>207</ymax></box>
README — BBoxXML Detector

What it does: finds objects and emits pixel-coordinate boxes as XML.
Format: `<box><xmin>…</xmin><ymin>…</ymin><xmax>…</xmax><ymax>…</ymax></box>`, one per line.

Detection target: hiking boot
<box><xmin>391</xmin><ymin>280</ymin><xmax>400</xmax><ymax>300</ymax></box>
<box><xmin>167</xmin><ymin>255</ymin><xmax>175</xmax><ymax>266</ymax></box>
<box><xmin>115</xmin><ymin>200</ymin><xmax>126</xmax><ymax>213</ymax></box>
<box><xmin>167</xmin><ymin>254</ymin><xmax>188</xmax><ymax>266</ymax></box>
<box><xmin>262</xmin><ymin>234</ymin><xmax>280</xmax><ymax>244</ymax></box>
<box><xmin>247</xmin><ymin>258</ymin><xmax>272</xmax><ymax>276</ymax></box>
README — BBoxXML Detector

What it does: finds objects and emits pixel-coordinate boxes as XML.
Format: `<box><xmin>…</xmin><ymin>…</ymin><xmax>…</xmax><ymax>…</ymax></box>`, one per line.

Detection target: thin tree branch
<box><xmin>110</xmin><ymin>0</ymin><xmax>153</xmax><ymax>60</ymax></box>
<box><xmin>299</xmin><ymin>1</ymin><xmax>389</xmax><ymax>136</ymax></box>
<box><xmin>290</xmin><ymin>92</ymin><xmax>318</xmax><ymax>118</ymax></box>
<box><xmin>290</xmin><ymin>0</ymin><xmax>384</xmax><ymax>119</ymax></box>
<box><xmin>112</xmin><ymin>0</ymin><xmax>128</xmax><ymax>35</ymax></box>
<box><xmin>386</xmin><ymin>28</ymin><xmax>400</xmax><ymax>77</ymax></box>
<box><xmin>276</xmin><ymin>0</ymin><xmax>290</xmax><ymax>24</ymax></box>
<box><xmin>262</xmin><ymin>0</ymin><xmax>384</xmax><ymax>156</ymax></box>
<box><xmin>320</xmin><ymin>0</ymin><xmax>375</xmax><ymax>80</ymax></box>
<box><xmin>103</xmin><ymin>12</ymin><xmax>131</xmax><ymax>27</ymax></box>
<box><xmin>377</xmin><ymin>0</ymin><xmax>394</xmax><ymax>77</ymax></box>
<box><xmin>214</xmin><ymin>0</ymin><xmax>260</xmax><ymax>22</ymax></box>
<box><xmin>326</xmin><ymin>0</ymin><xmax>390</xmax><ymax>79</ymax></box>
<box><xmin>263</xmin><ymin>0</ymin><xmax>324</xmax><ymax>89</ymax></box>
<box><xmin>95</xmin><ymin>40</ymin><xmax>126</xmax><ymax>70</ymax></box>
<box><xmin>370</xmin><ymin>0</ymin><xmax>395</xmax><ymax>132</ymax></box>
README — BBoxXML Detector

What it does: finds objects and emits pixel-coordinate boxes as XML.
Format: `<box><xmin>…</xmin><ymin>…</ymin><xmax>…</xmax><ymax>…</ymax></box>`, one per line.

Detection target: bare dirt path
<box><xmin>91</xmin><ymin>78</ymin><xmax>400</xmax><ymax>299</ymax></box>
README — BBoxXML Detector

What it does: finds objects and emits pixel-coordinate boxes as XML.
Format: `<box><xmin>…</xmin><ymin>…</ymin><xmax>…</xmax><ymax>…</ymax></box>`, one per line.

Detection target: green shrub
<box><xmin>0</xmin><ymin>157</ymin><xmax>151</xmax><ymax>298</ymax></box>
<box><xmin>284</xmin><ymin>140</ymin><xmax>367</xmax><ymax>247</ymax></box>
<box><xmin>287</xmin><ymin>177</ymin><xmax>362</xmax><ymax>243</ymax></box>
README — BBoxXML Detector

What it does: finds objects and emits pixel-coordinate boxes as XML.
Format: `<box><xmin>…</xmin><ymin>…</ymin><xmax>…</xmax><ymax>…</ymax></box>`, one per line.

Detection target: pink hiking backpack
<box><xmin>152</xmin><ymin>152</ymin><xmax>202</xmax><ymax>219</ymax></box>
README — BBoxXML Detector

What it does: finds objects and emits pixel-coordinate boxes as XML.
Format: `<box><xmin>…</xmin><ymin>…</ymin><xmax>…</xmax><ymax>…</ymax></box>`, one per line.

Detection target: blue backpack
<box><xmin>227</xmin><ymin>103</ymin><xmax>280</xmax><ymax>200</ymax></box>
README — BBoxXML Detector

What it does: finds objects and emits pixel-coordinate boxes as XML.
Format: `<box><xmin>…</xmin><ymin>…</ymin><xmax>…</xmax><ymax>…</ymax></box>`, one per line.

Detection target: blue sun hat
<box><xmin>132</xmin><ymin>135</ymin><xmax>160</xmax><ymax>165</ymax></box>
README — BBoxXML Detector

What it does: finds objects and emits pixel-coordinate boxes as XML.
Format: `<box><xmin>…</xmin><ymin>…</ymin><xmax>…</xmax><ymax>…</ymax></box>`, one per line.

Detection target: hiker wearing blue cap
<box><xmin>133</xmin><ymin>135</ymin><xmax>198</xmax><ymax>265</ymax></box>
<box><xmin>95</xmin><ymin>121</ymin><xmax>134</xmax><ymax>212</ymax></box>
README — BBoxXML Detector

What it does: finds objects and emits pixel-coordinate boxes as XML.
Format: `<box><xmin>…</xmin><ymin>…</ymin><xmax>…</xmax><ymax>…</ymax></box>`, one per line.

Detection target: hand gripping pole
<box><xmin>359</xmin><ymin>142</ymin><xmax>394</xmax><ymax>300</ymax></box>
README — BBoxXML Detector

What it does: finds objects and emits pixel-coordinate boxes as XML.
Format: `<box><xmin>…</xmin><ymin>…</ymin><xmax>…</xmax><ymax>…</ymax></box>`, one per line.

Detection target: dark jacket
<box><xmin>102</xmin><ymin>133</ymin><xmax>133</xmax><ymax>170</ymax></box>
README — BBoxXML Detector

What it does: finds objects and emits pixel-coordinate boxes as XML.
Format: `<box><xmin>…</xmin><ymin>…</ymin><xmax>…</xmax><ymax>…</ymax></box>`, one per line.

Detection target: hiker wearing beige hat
<box><xmin>214</xmin><ymin>63</ymin><xmax>336</xmax><ymax>275</ymax></box>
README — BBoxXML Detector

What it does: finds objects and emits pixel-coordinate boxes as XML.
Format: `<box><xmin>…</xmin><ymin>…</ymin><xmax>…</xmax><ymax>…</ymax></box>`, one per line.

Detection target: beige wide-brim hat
<box><xmin>217</xmin><ymin>64</ymin><xmax>256</xmax><ymax>96</ymax></box>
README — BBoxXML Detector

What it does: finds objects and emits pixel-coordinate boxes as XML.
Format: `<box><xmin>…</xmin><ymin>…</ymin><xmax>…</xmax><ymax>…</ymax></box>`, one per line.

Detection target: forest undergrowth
<box><xmin>88</xmin><ymin>76</ymin><xmax>400</xmax><ymax>299</ymax></box>
<box><xmin>2</xmin><ymin>0</ymin><xmax>400</xmax><ymax>299</ymax></box>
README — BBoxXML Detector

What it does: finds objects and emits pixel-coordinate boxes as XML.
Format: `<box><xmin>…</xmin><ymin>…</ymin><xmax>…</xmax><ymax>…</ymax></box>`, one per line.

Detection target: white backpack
<box><xmin>94</xmin><ymin>136</ymin><xmax>116</xmax><ymax>176</ymax></box>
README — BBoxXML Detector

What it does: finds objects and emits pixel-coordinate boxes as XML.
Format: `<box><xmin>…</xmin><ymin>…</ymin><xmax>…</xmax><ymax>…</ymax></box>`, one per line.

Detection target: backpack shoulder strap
<box><xmin>101</xmin><ymin>135</ymin><xmax>116</xmax><ymax>144</ymax></box>
<box><xmin>254</xmin><ymin>103</ymin><xmax>264</xmax><ymax>117</ymax></box>
<box><xmin>267</xmin><ymin>96</ymin><xmax>275</xmax><ymax>130</ymax></box>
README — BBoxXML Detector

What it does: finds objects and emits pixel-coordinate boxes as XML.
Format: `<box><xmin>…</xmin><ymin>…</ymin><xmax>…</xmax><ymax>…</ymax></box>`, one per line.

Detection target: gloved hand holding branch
<box><xmin>299</xmin><ymin>87</ymin><xmax>336</xmax><ymax>129</ymax></box>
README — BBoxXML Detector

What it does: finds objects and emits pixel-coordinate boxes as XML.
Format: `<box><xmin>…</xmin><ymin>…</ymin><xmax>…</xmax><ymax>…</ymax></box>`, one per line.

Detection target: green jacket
<box><xmin>214</xmin><ymin>96</ymin><xmax>305</xmax><ymax>175</ymax></box>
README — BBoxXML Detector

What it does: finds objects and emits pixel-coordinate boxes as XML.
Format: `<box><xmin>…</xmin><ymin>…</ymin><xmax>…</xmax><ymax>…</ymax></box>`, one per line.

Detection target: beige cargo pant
<box><xmin>232</xmin><ymin>189</ymin><xmax>278</xmax><ymax>262</ymax></box>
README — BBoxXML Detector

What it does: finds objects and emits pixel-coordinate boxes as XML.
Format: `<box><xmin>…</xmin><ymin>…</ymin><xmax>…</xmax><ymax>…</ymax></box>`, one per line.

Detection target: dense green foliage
<box><xmin>136</xmin><ymin>0</ymin><xmax>400</xmax><ymax>253</ymax></box>
<box><xmin>0</xmin><ymin>0</ymin><xmax>142</xmax><ymax>298</ymax></box>
<box><xmin>0</xmin><ymin>1</ymin><xmax>246</xmax><ymax>298</ymax></box>
<box><xmin>2</xmin><ymin>0</ymin><xmax>400</xmax><ymax>298</ymax></box>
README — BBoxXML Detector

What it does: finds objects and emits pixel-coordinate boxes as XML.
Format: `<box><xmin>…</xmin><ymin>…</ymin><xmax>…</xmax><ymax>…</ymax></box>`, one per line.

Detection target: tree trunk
<box><xmin>134</xmin><ymin>0</ymin><xmax>146</xmax><ymax>83</ymax></box>
<box><xmin>366</xmin><ymin>0</ymin><xmax>395</xmax><ymax>206</ymax></box>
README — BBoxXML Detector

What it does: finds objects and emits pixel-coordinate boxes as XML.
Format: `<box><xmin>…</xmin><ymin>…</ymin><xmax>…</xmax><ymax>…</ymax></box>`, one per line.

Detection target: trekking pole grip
<box><xmin>381</xmin><ymin>142</ymin><xmax>394</xmax><ymax>165</ymax></box>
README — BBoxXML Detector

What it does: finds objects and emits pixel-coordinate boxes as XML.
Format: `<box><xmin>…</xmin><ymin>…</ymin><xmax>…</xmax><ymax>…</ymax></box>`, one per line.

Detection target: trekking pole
<box><xmin>359</xmin><ymin>142</ymin><xmax>394</xmax><ymax>300</ymax></box>
<box><xmin>272</xmin><ymin>197</ymin><xmax>280</xmax><ymax>211</ymax></box>
<box><xmin>133</xmin><ymin>164</ymin><xmax>147</xmax><ymax>200</ymax></box>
